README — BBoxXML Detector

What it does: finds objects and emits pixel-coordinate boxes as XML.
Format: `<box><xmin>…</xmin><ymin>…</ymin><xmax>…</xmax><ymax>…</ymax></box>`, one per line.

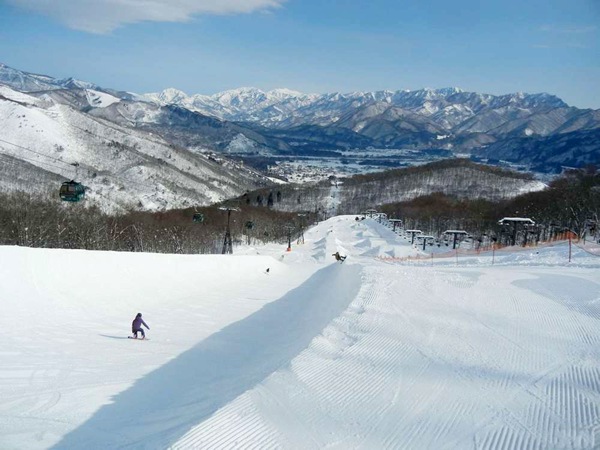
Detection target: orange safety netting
<box><xmin>377</xmin><ymin>231</ymin><xmax>594</xmax><ymax>263</ymax></box>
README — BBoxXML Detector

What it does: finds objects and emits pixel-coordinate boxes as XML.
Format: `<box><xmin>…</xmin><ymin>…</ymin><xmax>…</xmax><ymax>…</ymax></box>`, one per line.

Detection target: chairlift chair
<box><xmin>59</xmin><ymin>180</ymin><xmax>85</xmax><ymax>202</ymax></box>
<box><xmin>192</xmin><ymin>213</ymin><xmax>205</xmax><ymax>223</ymax></box>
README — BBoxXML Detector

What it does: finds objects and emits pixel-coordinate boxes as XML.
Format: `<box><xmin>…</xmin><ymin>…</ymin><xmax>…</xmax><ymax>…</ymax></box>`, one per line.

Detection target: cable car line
<box><xmin>0</xmin><ymin>137</ymin><xmax>79</xmax><ymax>169</ymax></box>
<box><xmin>0</xmin><ymin>155</ymin><xmax>68</xmax><ymax>178</ymax></box>
<box><xmin>0</xmin><ymin>137</ymin><xmax>218</xmax><ymax>208</ymax></box>
<box><xmin>0</xmin><ymin>136</ymin><xmax>198</xmax><ymax>192</ymax></box>
<box><xmin>0</xmin><ymin>141</ymin><xmax>202</xmax><ymax>199</ymax></box>
<box><xmin>0</xmin><ymin>146</ymin><xmax>74</xmax><ymax>174</ymax></box>
<box><xmin>0</xmin><ymin>138</ymin><xmax>158</xmax><ymax>190</ymax></box>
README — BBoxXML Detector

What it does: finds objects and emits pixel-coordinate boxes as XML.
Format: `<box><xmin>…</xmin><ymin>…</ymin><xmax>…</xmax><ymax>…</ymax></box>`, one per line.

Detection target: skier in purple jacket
<box><xmin>131</xmin><ymin>313</ymin><xmax>150</xmax><ymax>339</ymax></box>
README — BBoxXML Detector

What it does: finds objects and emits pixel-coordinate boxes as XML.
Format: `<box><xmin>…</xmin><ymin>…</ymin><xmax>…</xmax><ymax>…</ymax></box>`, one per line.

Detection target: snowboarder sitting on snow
<box><xmin>332</xmin><ymin>251</ymin><xmax>346</xmax><ymax>262</ymax></box>
<box><xmin>131</xmin><ymin>313</ymin><xmax>150</xmax><ymax>339</ymax></box>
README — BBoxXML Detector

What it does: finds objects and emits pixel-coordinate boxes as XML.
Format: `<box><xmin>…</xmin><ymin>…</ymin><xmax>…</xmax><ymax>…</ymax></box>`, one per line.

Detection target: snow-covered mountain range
<box><xmin>142</xmin><ymin>84</ymin><xmax>600</xmax><ymax>172</ymax></box>
<box><xmin>0</xmin><ymin>83</ymin><xmax>271</xmax><ymax>213</ymax></box>
<box><xmin>143</xmin><ymin>85</ymin><xmax>597</xmax><ymax>137</ymax></box>
<box><xmin>1</xmin><ymin>62</ymin><xmax>599</xmax><ymax>212</ymax></box>
<box><xmin>0</xmin><ymin>62</ymin><xmax>143</xmax><ymax>101</ymax></box>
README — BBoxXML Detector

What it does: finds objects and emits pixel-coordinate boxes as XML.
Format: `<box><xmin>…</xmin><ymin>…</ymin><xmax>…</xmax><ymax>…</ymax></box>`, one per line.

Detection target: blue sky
<box><xmin>0</xmin><ymin>0</ymin><xmax>598</xmax><ymax>108</ymax></box>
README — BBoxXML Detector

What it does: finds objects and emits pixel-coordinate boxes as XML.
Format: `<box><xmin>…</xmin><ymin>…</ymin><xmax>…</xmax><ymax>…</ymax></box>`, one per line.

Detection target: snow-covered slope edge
<box><xmin>0</xmin><ymin>86</ymin><xmax>271</xmax><ymax>212</ymax></box>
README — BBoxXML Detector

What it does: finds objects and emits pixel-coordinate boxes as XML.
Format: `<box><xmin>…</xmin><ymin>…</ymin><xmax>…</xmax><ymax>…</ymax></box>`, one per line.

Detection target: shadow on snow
<box><xmin>99</xmin><ymin>334</ymin><xmax>130</xmax><ymax>340</ymax></box>
<box><xmin>53</xmin><ymin>263</ymin><xmax>362</xmax><ymax>449</ymax></box>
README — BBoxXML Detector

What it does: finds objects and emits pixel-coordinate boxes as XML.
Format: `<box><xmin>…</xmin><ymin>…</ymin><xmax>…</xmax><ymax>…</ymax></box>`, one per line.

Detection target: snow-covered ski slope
<box><xmin>1</xmin><ymin>216</ymin><xmax>599</xmax><ymax>449</ymax></box>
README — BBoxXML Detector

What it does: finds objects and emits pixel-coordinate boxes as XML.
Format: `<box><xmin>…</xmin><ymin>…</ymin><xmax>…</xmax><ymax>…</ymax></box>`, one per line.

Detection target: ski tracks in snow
<box><xmin>173</xmin><ymin>259</ymin><xmax>600</xmax><ymax>449</ymax></box>
<box><xmin>6</xmin><ymin>218</ymin><xmax>598</xmax><ymax>449</ymax></box>
<box><xmin>173</xmin><ymin>264</ymin><xmax>418</xmax><ymax>449</ymax></box>
<box><xmin>468</xmin><ymin>269</ymin><xmax>600</xmax><ymax>450</ymax></box>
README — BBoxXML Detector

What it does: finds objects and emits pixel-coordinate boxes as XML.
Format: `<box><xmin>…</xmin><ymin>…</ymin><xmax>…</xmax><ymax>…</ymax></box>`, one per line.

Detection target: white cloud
<box><xmin>8</xmin><ymin>0</ymin><xmax>286</xmax><ymax>33</ymax></box>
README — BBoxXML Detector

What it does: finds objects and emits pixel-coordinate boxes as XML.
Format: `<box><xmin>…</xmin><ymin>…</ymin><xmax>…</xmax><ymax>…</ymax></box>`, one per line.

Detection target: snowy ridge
<box><xmin>137</xmin><ymin>83</ymin><xmax>600</xmax><ymax>170</ymax></box>
<box><xmin>141</xmin><ymin>85</ymin><xmax>577</xmax><ymax>133</ymax></box>
<box><xmin>0</xmin><ymin>85</ymin><xmax>47</xmax><ymax>106</ymax></box>
<box><xmin>144</xmin><ymin>86</ymin><xmax>315</xmax><ymax>121</ymax></box>
<box><xmin>0</xmin><ymin>85</ymin><xmax>270</xmax><ymax>212</ymax></box>
<box><xmin>2</xmin><ymin>62</ymin><xmax>598</xmax><ymax>174</ymax></box>
<box><xmin>1</xmin><ymin>216</ymin><xmax>599</xmax><ymax>449</ymax></box>
<box><xmin>0</xmin><ymin>62</ymin><xmax>60</xmax><ymax>92</ymax></box>
<box><xmin>83</xmin><ymin>89</ymin><xmax>120</xmax><ymax>108</ymax></box>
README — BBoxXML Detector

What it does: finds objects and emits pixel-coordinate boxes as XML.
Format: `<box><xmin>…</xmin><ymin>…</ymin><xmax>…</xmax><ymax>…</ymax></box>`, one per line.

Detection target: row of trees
<box><xmin>238</xmin><ymin>159</ymin><xmax>543</xmax><ymax>218</ymax></box>
<box><xmin>0</xmin><ymin>191</ymin><xmax>312</xmax><ymax>254</ymax></box>
<box><xmin>380</xmin><ymin>168</ymin><xmax>600</xmax><ymax>246</ymax></box>
<box><xmin>1</xmin><ymin>167</ymin><xmax>597</xmax><ymax>253</ymax></box>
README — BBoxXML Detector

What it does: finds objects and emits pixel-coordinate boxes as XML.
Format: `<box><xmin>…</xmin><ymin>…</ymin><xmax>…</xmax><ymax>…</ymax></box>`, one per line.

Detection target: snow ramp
<box><xmin>52</xmin><ymin>263</ymin><xmax>362</xmax><ymax>449</ymax></box>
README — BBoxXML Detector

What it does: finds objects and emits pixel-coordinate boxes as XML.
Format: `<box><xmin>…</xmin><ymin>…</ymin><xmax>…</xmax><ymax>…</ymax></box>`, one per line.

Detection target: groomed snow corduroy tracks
<box><xmin>173</xmin><ymin>262</ymin><xmax>600</xmax><ymax>449</ymax></box>
<box><xmin>1</xmin><ymin>216</ymin><xmax>599</xmax><ymax>449</ymax></box>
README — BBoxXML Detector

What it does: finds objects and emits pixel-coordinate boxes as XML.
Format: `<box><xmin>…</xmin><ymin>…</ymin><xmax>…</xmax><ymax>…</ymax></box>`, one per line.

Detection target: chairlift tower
<box><xmin>419</xmin><ymin>235</ymin><xmax>435</xmax><ymax>251</ymax></box>
<box><xmin>497</xmin><ymin>217</ymin><xmax>535</xmax><ymax>246</ymax></box>
<box><xmin>389</xmin><ymin>219</ymin><xmax>402</xmax><ymax>232</ymax></box>
<box><xmin>297</xmin><ymin>213</ymin><xmax>308</xmax><ymax>245</ymax></box>
<box><xmin>285</xmin><ymin>224</ymin><xmax>295</xmax><ymax>251</ymax></box>
<box><xmin>444</xmin><ymin>230</ymin><xmax>468</xmax><ymax>249</ymax></box>
<box><xmin>220</xmin><ymin>206</ymin><xmax>240</xmax><ymax>254</ymax></box>
<box><xmin>405</xmin><ymin>229</ymin><xmax>422</xmax><ymax>245</ymax></box>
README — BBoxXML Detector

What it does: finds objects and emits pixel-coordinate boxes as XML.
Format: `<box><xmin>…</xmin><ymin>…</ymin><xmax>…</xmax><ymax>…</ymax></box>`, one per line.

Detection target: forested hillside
<box><xmin>0</xmin><ymin>165</ymin><xmax>597</xmax><ymax>253</ymax></box>
<box><xmin>380</xmin><ymin>167</ymin><xmax>600</xmax><ymax>244</ymax></box>
<box><xmin>243</xmin><ymin>159</ymin><xmax>546</xmax><ymax>216</ymax></box>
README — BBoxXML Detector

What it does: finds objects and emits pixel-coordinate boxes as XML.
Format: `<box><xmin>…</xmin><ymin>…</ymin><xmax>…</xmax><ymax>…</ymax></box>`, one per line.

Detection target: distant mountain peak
<box><xmin>144</xmin><ymin>88</ymin><xmax>190</xmax><ymax>105</ymax></box>
<box><xmin>213</xmin><ymin>86</ymin><xmax>264</xmax><ymax>97</ymax></box>
<box><xmin>267</xmin><ymin>88</ymin><xmax>305</xmax><ymax>98</ymax></box>
<box><xmin>438</xmin><ymin>87</ymin><xmax>464</xmax><ymax>95</ymax></box>
<box><xmin>163</xmin><ymin>87</ymin><xmax>188</xmax><ymax>95</ymax></box>
<box><xmin>57</xmin><ymin>77</ymin><xmax>98</xmax><ymax>90</ymax></box>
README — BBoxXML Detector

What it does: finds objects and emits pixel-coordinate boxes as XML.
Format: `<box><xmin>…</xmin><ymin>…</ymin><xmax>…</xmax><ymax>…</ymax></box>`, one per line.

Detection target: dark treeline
<box><xmin>1</xmin><ymin>167</ymin><xmax>597</xmax><ymax>253</ymax></box>
<box><xmin>380</xmin><ymin>167</ymin><xmax>600</xmax><ymax>246</ymax></box>
<box><xmin>0</xmin><ymin>192</ymin><xmax>312</xmax><ymax>254</ymax></box>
